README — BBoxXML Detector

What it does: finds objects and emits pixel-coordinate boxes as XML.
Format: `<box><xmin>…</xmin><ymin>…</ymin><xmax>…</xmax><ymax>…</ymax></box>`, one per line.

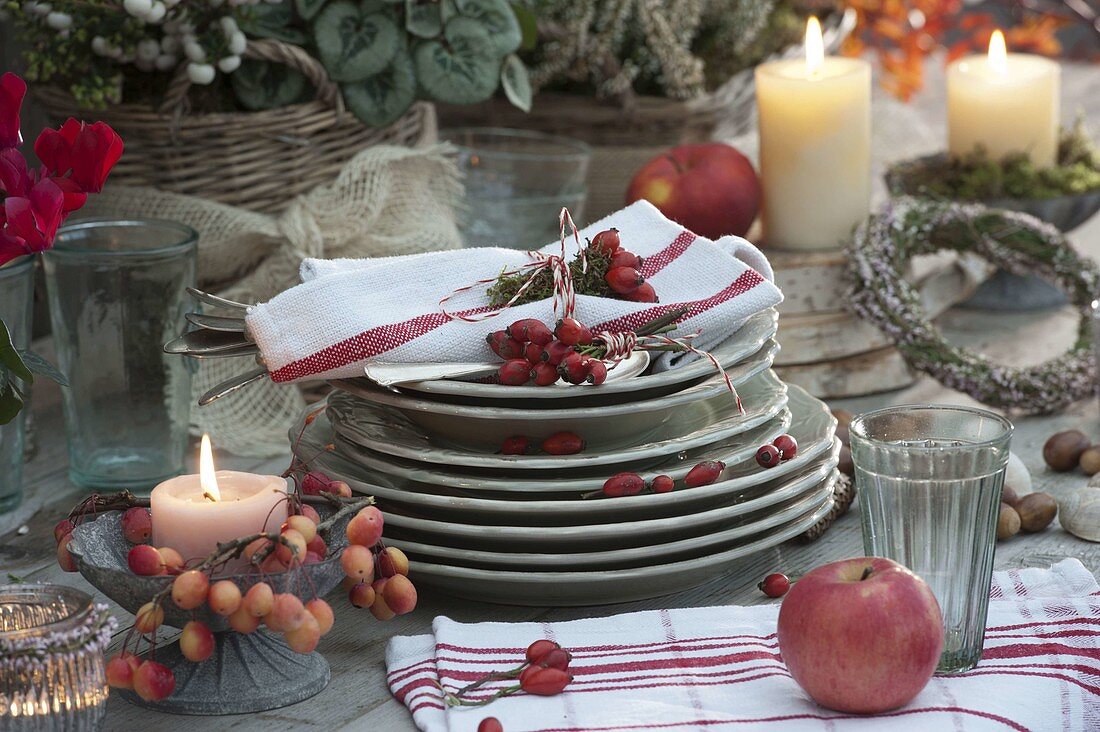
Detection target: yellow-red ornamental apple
<box><xmin>625</xmin><ymin>143</ymin><xmax>760</xmax><ymax>239</ymax></box>
<box><xmin>777</xmin><ymin>557</ymin><xmax>943</xmax><ymax>714</ymax></box>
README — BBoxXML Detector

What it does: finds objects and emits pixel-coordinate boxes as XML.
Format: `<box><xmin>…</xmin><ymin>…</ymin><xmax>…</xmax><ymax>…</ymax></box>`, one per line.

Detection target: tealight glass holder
<box><xmin>0</xmin><ymin>584</ymin><xmax>114</xmax><ymax>731</ymax></box>
<box><xmin>441</xmin><ymin>127</ymin><xmax>591</xmax><ymax>249</ymax></box>
<box><xmin>0</xmin><ymin>257</ymin><xmax>35</xmax><ymax>513</ymax></box>
<box><xmin>43</xmin><ymin>220</ymin><xmax>198</xmax><ymax>492</ymax></box>
<box><xmin>849</xmin><ymin>404</ymin><xmax>1012</xmax><ymax>674</ymax></box>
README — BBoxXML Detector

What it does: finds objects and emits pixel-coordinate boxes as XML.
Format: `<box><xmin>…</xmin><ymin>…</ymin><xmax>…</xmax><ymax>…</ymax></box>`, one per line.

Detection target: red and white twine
<box><xmin>439</xmin><ymin>207</ymin><xmax>742</xmax><ymax>413</ymax></box>
<box><xmin>440</xmin><ymin>208</ymin><xmax>586</xmax><ymax>323</ymax></box>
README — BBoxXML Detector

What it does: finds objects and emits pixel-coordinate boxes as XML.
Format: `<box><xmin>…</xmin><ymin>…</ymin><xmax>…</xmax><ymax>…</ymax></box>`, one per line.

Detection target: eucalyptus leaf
<box><xmin>413</xmin><ymin>17</ymin><xmax>500</xmax><ymax>105</ymax></box>
<box><xmin>16</xmin><ymin>349</ymin><xmax>68</xmax><ymax>387</ymax></box>
<box><xmin>342</xmin><ymin>51</ymin><xmax>417</xmax><ymax>127</ymax></box>
<box><xmin>296</xmin><ymin>0</ymin><xmax>329</xmax><ymax>21</ymax></box>
<box><xmin>232</xmin><ymin>60</ymin><xmax>311</xmax><ymax>110</ymax></box>
<box><xmin>500</xmin><ymin>53</ymin><xmax>531</xmax><ymax>112</ymax></box>
<box><xmin>240</xmin><ymin>3</ymin><xmax>309</xmax><ymax>44</ymax></box>
<box><xmin>315</xmin><ymin>2</ymin><xmax>401</xmax><ymax>82</ymax></box>
<box><xmin>405</xmin><ymin>0</ymin><xmax>442</xmax><ymax>38</ymax></box>
<box><xmin>0</xmin><ymin>381</ymin><xmax>23</xmax><ymax>426</ymax></box>
<box><xmin>455</xmin><ymin>0</ymin><xmax>520</xmax><ymax>55</ymax></box>
<box><xmin>511</xmin><ymin>2</ymin><xmax>537</xmax><ymax>52</ymax></box>
<box><xmin>0</xmin><ymin>321</ymin><xmax>31</xmax><ymax>384</ymax></box>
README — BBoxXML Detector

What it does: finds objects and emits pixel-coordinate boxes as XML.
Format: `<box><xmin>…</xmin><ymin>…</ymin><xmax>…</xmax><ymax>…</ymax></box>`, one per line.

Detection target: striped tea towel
<box><xmin>245</xmin><ymin>200</ymin><xmax>782</xmax><ymax>383</ymax></box>
<box><xmin>386</xmin><ymin>559</ymin><xmax>1100</xmax><ymax>732</ymax></box>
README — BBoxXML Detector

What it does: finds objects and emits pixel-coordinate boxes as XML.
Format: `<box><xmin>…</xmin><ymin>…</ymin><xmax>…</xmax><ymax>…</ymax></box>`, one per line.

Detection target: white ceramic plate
<box><xmin>331</xmin><ymin>339</ymin><xmax>779</xmax><ymax>451</ymax></box>
<box><xmin>404</xmin><ymin>487</ymin><xmax>836</xmax><ymax>606</ymax></box>
<box><xmin>376</xmin><ymin>456</ymin><xmax>837</xmax><ymax>551</ymax></box>
<box><xmin>292</xmin><ymin>386</ymin><xmax>836</xmax><ymax>520</ymax></box>
<box><xmin>386</xmin><ymin>478</ymin><xmax>834</xmax><ymax>570</ymax></box>
<box><xmin>328</xmin><ymin>369</ymin><xmax>788</xmax><ymax>471</ymax></box>
<box><xmin>395</xmin><ymin>308</ymin><xmax>779</xmax><ymax>401</ymax></box>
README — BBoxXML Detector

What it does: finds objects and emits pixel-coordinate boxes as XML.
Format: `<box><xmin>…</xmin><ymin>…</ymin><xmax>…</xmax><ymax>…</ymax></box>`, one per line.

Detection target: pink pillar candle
<box><xmin>150</xmin><ymin>470</ymin><xmax>288</xmax><ymax>572</ymax></box>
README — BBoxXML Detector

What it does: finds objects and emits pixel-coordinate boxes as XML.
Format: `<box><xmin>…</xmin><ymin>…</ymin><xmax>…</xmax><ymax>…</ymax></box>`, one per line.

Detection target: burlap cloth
<box><xmin>76</xmin><ymin>144</ymin><xmax>464</xmax><ymax>456</ymax></box>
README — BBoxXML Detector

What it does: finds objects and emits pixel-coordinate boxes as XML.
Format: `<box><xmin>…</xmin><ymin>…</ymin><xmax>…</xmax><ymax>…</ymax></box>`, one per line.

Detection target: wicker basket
<box><xmin>35</xmin><ymin>39</ymin><xmax>435</xmax><ymax>215</ymax></box>
<box><xmin>440</xmin><ymin>11</ymin><xmax>854</xmax><ymax>222</ymax></box>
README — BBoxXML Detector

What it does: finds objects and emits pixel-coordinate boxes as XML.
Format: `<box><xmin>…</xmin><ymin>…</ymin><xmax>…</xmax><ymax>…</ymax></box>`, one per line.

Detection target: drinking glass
<box><xmin>441</xmin><ymin>128</ymin><xmax>591</xmax><ymax>249</ymax></box>
<box><xmin>43</xmin><ymin>220</ymin><xmax>197</xmax><ymax>491</ymax></box>
<box><xmin>849</xmin><ymin>404</ymin><xmax>1012</xmax><ymax>674</ymax></box>
<box><xmin>0</xmin><ymin>257</ymin><xmax>35</xmax><ymax>512</ymax></box>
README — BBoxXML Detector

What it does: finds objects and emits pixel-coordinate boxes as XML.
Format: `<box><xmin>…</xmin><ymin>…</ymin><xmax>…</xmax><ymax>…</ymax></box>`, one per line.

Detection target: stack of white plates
<box><xmin>291</xmin><ymin>309</ymin><xmax>841</xmax><ymax>606</ymax></box>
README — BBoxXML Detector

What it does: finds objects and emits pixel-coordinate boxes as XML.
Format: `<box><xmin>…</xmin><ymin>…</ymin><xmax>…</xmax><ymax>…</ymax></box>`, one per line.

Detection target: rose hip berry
<box><xmin>610</xmin><ymin>249</ymin><xmax>643</xmax><ymax>269</ymax></box>
<box><xmin>519</xmin><ymin>666</ymin><xmax>573</xmax><ymax>696</ymax></box>
<box><xmin>602</xmin><ymin>472</ymin><xmax>645</xmax><ymax>497</ymax></box>
<box><xmin>532</xmin><ymin>361</ymin><xmax>559</xmax><ymax>386</ymax></box>
<box><xmin>773</xmin><ymin>434</ymin><xmax>798</xmax><ymax>460</ymax></box>
<box><xmin>756</xmin><ymin>444</ymin><xmax>781</xmax><ymax>468</ymax></box>
<box><xmin>538</xmin><ymin>648</ymin><xmax>573</xmax><ymax>671</ymax></box>
<box><xmin>626</xmin><ymin>282</ymin><xmax>658</xmax><ymax>303</ymax></box>
<box><xmin>541</xmin><ymin>340</ymin><xmax>574</xmax><ymax>366</ymax></box>
<box><xmin>498</xmin><ymin>359</ymin><xmax>532</xmax><ymax>386</ymax></box>
<box><xmin>759</xmin><ymin>572</ymin><xmax>791</xmax><ymax>598</ymax></box>
<box><xmin>584</xmin><ymin>359</ymin><xmax>608</xmax><ymax>386</ymax></box>
<box><xmin>605</xmin><ymin>266</ymin><xmax>644</xmax><ymax>295</ymax></box>
<box><xmin>524</xmin><ymin>342</ymin><xmax>544</xmax><ymax>364</ymax></box>
<box><xmin>526</xmin><ymin>639</ymin><xmax>561</xmax><ymax>664</ymax></box>
<box><xmin>589</xmin><ymin>228</ymin><xmax>621</xmax><ymax>255</ymax></box>
<box><xmin>486</xmin><ymin>330</ymin><xmax>524</xmax><ymax>360</ymax></box>
<box><xmin>557</xmin><ymin>352</ymin><xmax>588</xmax><ymax>384</ymax></box>
<box><xmin>507</xmin><ymin>319</ymin><xmax>553</xmax><ymax>346</ymax></box>
<box><xmin>479</xmin><ymin>719</ymin><xmax>504</xmax><ymax>732</ymax></box>
<box><xmin>541</xmin><ymin>432</ymin><xmax>585</xmax><ymax>455</ymax></box>
<box><xmin>651</xmin><ymin>475</ymin><xmax>675</xmax><ymax>493</ymax></box>
<box><xmin>684</xmin><ymin>460</ymin><xmax>725</xmax><ymax>487</ymax></box>
<box><xmin>501</xmin><ymin>436</ymin><xmax>531</xmax><ymax>455</ymax></box>
<box><xmin>554</xmin><ymin>317</ymin><xmax>593</xmax><ymax>346</ymax></box>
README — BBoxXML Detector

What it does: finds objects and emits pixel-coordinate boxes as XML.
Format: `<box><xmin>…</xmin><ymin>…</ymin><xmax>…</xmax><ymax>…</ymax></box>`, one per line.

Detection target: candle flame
<box><xmin>199</xmin><ymin>434</ymin><xmax>220</xmax><ymax>502</ymax></box>
<box><xmin>988</xmin><ymin>30</ymin><xmax>1008</xmax><ymax>75</ymax></box>
<box><xmin>805</xmin><ymin>16</ymin><xmax>824</xmax><ymax>77</ymax></box>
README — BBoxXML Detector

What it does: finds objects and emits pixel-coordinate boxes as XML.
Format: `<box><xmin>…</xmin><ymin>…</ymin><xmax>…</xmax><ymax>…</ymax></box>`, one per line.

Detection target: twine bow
<box><xmin>440</xmin><ymin>208</ymin><xmax>586</xmax><ymax>322</ymax></box>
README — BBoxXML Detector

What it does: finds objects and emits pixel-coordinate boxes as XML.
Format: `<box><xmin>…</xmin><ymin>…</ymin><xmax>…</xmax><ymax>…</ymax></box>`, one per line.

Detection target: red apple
<box><xmin>625</xmin><ymin>143</ymin><xmax>760</xmax><ymax>238</ymax></box>
<box><xmin>777</xmin><ymin>557</ymin><xmax>943</xmax><ymax>714</ymax></box>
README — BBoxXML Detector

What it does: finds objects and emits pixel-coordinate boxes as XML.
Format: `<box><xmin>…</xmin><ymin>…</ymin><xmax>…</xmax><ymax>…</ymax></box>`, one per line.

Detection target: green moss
<box><xmin>888</xmin><ymin>120</ymin><xmax>1100</xmax><ymax>201</ymax></box>
<box><xmin>486</xmin><ymin>249</ymin><xmax>617</xmax><ymax>307</ymax></box>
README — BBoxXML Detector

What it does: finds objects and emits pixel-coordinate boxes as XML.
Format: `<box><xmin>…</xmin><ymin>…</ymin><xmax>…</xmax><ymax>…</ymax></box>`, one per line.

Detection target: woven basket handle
<box><xmin>159</xmin><ymin>38</ymin><xmax>342</xmax><ymax>115</ymax></box>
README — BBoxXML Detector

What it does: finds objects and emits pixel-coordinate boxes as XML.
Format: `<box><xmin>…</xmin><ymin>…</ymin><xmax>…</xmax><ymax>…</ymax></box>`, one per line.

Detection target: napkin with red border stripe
<box><xmin>385</xmin><ymin>559</ymin><xmax>1100</xmax><ymax>732</ymax></box>
<box><xmin>245</xmin><ymin>200</ymin><xmax>781</xmax><ymax>383</ymax></box>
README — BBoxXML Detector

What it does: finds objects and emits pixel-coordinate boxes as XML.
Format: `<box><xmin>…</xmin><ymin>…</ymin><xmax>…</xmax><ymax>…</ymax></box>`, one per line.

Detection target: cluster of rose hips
<box><xmin>594</xmin><ymin>460</ymin><xmax>725</xmax><ymax>498</ymax></box>
<box><xmin>755</xmin><ymin>434</ymin><xmax>798</xmax><ymax>469</ymax></box>
<box><xmin>590</xmin><ymin>228</ymin><xmax>657</xmax><ymax>304</ymax></box>
<box><xmin>446</xmin><ymin>639</ymin><xmax>573</xmax><ymax>710</ymax></box>
<box><xmin>500</xmin><ymin>431</ymin><xmax>585</xmax><ymax>456</ymax></box>
<box><xmin>489</xmin><ymin>317</ymin><xmax>610</xmax><ymax>387</ymax></box>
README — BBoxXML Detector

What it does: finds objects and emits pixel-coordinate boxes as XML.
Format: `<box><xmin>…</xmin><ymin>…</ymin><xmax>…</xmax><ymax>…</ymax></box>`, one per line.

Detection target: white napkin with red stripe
<box><xmin>386</xmin><ymin>559</ymin><xmax>1100</xmax><ymax>732</ymax></box>
<box><xmin>245</xmin><ymin>200</ymin><xmax>782</xmax><ymax>383</ymax></box>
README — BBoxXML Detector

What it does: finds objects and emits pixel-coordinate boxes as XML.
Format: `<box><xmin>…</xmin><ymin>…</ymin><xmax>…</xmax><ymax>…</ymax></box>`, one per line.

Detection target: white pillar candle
<box><xmin>947</xmin><ymin>30</ymin><xmax>1060</xmax><ymax>167</ymax></box>
<box><xmin>755</xmin><ymin>17</ymin><xmax>871</xmax><ymax>251</ymax></box>
<box><xmin>150</xmin><ymin>435</ymin><xmax>288</xmax><ymax>571</ymax></box>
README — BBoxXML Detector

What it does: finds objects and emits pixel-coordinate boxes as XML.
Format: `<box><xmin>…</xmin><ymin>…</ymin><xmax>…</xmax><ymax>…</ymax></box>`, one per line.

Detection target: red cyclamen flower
<box><xmin>34</xmin><ymin>118</ymin><xmax>124</xmax><ymax>193</ymax></box>
<box><xmin>0</xmin><ymin>73</ymin><xmax>26</xmax><ymax>150</ymax></box>
<box><xmin>0</xmin><ymin>178</ymin><xmax>66</xmax><ymax>265</ymax></box>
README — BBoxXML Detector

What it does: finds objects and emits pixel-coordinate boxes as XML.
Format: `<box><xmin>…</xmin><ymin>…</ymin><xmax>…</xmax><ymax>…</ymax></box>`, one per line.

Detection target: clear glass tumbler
<box><xmin>849</xmin><ymin>404</ymin><xmax>1013</xmax><ymax>674</ymax></box>
<box><xmin>441</xmin><ymin>127</ymin><xmax>591</xmax><ymax>249</ymax></box>
<box><xmin>0</xmin><ymin>257</ymin><xmax>35</xmax><ymax>513</ymax></box>
<box><xmin>43</xmin><ymin>220</ymin><xmax>197</xmax><ymax>491</ymax></box>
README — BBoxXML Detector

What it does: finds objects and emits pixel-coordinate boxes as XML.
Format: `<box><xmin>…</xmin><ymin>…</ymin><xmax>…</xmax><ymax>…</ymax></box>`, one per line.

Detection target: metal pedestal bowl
<box><xmin>886</xmin><ymin>154</ymin><xmax>1100</xmax><ymax>311</ymax></box>
<box><xmin>68</xmin><ymin>510</ymin><xmax>351</xmax><ymax>715</ymax></box>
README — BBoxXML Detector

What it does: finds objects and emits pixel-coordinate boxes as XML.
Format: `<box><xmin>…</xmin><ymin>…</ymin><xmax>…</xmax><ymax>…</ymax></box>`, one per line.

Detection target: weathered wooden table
<box><xmin>4</xmin><ymin>61</ymin><xmax>1100</xmax><ymax>732</ymax></box>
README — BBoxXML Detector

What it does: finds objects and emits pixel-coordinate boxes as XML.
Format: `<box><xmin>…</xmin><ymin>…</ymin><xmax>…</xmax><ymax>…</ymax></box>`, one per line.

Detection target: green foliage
<box><xmin>314</xmin><ymin>3</ymin><xmax>401</xmax><ymax>82</ymax></box>
<box><xmin>0</xmin><ymin>318</ymin><xmax>67</xmax><ymax>426</ymax></box>
<box><xmin>342</xmin><ymin>51</ymin><xmax>418</xmax><ymax>127</ymax></box>
<box><xmin>500</xmin><ymin>53</ymin><xmax>532</xmax><ymax>112</ymax></box>
<box><xmin>231</xmin><ymin>60</ymin><xmax>311</xmax><ymax>110</ymax></box>
<box><xmin>888</xmin><ymin>122</ymin><xmax>1100</xmax><ymax>201</ymax></box>
<box><xmin>487</xmin><ymin>249</ymin><xmax>616</xmax><ymax>307</ymax></box>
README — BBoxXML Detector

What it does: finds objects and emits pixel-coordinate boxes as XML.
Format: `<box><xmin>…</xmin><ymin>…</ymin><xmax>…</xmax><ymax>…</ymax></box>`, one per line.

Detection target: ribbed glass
<box><xmin>42</xmin><ymin>220</ymin><xmax>197</xmax><ymax>491</ymax></box>
<box><xmin>0</xmin><ymin>585</ymin><xmax>109</xmax><ymax>731</ymax></box>
<box><xmin>849</xmin><ymin>404</ymin><xmax>1012</xmax><ymax>674</ymax></box>
<box><xmin>0</xmin><ymin>257</ymin><xmax>35</xmax><ymax>513</ymax></box>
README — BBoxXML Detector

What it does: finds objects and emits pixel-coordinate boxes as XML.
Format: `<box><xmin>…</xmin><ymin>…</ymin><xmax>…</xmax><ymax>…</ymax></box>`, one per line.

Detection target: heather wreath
<box><xmin>846</xmin><ymin>196</ymin><xmax>1098</xmax><ymax>414</ymax></box>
